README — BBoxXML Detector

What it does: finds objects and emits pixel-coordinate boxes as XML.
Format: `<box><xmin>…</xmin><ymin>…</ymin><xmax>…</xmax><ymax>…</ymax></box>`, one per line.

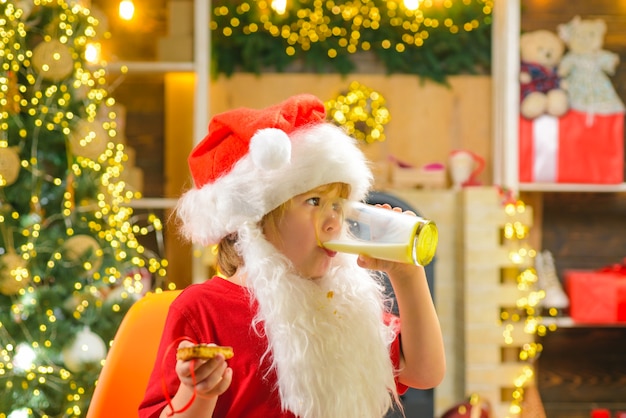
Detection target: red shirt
<box><xmin>138</xmin><ymin>277</ymin><xmax>405</xmax><ymax>418</ymax></box>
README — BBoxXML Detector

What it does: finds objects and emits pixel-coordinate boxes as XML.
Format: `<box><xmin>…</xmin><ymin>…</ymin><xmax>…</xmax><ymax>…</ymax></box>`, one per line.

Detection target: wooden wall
<box><xmin>208</xmin><ymin>73</ymin><xmax>493</xmax><ymax>189</ymax></box>
<box><xmin>113</xmin><ymin>74</ymin><xmax>166</xmax><ymax>198</ymax></box>
<box><xmin>537</xmin><ymin>327</ymin><xmax>626</xmax><ymax>418</ymax></box>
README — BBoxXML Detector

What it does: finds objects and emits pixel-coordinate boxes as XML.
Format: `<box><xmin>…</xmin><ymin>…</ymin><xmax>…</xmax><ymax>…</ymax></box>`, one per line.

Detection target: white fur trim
<box><xmin>238</xmin><ymin>222</ymin><xmax>399</xmax><ymax>418</ymax></box>
<box><xmin>176</xmin><ymin>123</ymin><xmax>372</xmax><ymax>246</ymax></box>
<box><xmin>249</xmin><ymin>128</ymin><xmax>291</xmax><ymax>170</ymax></box>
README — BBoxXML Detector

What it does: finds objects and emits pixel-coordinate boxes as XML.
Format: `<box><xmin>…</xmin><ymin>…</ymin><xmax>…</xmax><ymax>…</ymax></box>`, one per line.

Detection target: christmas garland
<box><xmin>210</xmin><ymin>0</ymin><xmax>493</xmax><ymax>83</ymax></box>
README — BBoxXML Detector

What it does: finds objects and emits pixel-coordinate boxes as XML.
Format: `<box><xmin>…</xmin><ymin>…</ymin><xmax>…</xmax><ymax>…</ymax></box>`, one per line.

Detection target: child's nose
<box><xmin>317</xmin><ymin>201</ymin><xmax>343</xmax><ymax>238</ymax></box>
<box><xmin>323</xmin><ymin>208</ymin><xmax>341</xmax><ymax>231</ymax></box>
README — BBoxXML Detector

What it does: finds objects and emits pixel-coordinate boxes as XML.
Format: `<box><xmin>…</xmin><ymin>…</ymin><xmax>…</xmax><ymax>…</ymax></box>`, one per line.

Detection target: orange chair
<box><xmin>87</xmin><ymin>290</ymin><xmax>182</xmax><ymax>418</ymax></box>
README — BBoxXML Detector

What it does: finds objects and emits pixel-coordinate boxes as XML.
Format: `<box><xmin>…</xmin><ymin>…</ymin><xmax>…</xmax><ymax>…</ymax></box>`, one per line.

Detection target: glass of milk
<box><xmin>317</xmin><ymin>199</ymin><xmax>438</xmax><ymax>266</ymax></box>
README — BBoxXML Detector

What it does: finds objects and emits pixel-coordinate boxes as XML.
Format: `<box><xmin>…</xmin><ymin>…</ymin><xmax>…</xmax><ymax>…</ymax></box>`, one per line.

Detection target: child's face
<box><xmin>264</xmin><ymin>184</ymin><xmax>343</xmax><ymax>279</ymax></box>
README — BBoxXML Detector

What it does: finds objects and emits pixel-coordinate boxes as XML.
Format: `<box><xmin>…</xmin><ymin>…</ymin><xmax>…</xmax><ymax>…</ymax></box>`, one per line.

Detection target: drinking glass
<box><xmin>317</xmin><ymin>198</ymin><xmax>438</xmax><ymax>266</ymax></box>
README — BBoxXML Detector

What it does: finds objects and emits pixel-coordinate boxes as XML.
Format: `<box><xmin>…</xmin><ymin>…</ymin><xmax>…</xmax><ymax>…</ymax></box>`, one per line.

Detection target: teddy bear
<box><xmin>557</xmin><ymin>16</ymin><xmax>625</xmax><ymax>114</ymax></box>
<box><xmin>519</xmin><ymin>29</ymin><xmax>569</xmax><ymax>119</ymax></box>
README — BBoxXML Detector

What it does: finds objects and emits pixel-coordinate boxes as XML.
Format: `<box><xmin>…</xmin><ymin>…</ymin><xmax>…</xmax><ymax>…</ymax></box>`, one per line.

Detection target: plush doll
<box><xmin>519</xmin><ymin>29</ymin><xmax>569</xmax><ymax>119</ymax></box>
<box><xmin>557</xmin><ymin>16</ymin><xmax>625</xmax><ymax>114</ymax></box>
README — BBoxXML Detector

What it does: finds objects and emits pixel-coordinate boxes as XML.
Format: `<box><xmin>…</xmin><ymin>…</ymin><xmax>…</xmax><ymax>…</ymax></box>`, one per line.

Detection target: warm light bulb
<box><xmin>119</xmin><ymin>0</ymin><xmax>135</xmax><ymax>21</ymax></box>
<box><xmin>13</xmin><ymin>343</ymin><xmax>36</xmax><ymax>371</ymax></box>
<box><xmin>7</xmin><ymin>409</ymin><xmax>30</xmax><ymax>418</ymax></box>
<box><xmin>271</xmin><ymin>0</ymin><xmax>287</xmax><ymax>14</ymax></box>
<box><xmin>403</xmin><ymin>0</ymin><xmax>420</xmax><ymax>11</ymax></box>
<box><xmin>85</xmin><ymin>43</ymin><xmax>100</xmax><ymax>64</ymax></box>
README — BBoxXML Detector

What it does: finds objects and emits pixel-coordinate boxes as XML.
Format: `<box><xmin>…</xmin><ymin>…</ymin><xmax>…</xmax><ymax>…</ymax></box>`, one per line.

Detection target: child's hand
<box><xmin>175</xmin><ymin>340</ymin><xmax>233</xmax><ymax>398</ymax></box>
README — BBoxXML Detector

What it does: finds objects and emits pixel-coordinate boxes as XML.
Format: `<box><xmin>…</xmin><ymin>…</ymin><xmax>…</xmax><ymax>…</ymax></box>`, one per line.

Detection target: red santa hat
<box><xmin>176</xmin><ymin>94</ymin><xmax>373</xmax><ymax>246</ymax></box>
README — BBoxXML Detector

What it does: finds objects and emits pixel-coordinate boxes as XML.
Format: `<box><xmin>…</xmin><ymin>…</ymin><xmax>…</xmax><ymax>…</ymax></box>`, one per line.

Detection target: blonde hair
<box><xmin>216</xmin><ymin>182</ymin><xmax>351</xmax><ymax>277</ymax></box>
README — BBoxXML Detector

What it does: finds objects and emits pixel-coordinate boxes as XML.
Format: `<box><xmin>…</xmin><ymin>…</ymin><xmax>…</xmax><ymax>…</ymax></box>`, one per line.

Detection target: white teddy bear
<box><xmin>557</xmin><ymin>16</ymin><xmax>625</xmax><ymax>114</ymax></box>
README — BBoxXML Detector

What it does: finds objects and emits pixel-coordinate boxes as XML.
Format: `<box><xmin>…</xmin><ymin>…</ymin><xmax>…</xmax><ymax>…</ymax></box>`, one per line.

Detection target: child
<box><xmin>139</xmin><ymin>94</ymin><xmax>445</xmax><ymax>418</ymax></box>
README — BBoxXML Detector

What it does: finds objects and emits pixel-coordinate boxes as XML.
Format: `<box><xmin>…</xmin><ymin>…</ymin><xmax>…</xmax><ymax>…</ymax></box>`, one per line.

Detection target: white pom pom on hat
<box><xmin>177</xmin><ymin>94</ymin><xmax>373</xmax><ymax>246</ymax></box>
<box><xmin>249</xmin><ymin>128</ymin><xmax>291</xmax><ymax>170</ymax></box>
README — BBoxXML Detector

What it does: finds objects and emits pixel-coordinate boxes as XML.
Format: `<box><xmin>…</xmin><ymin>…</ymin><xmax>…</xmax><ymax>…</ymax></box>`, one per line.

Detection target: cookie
<box><xmin>176</xmin><ymin>344</ymin><xmax>234</xmax><ymax>361</ymax></box>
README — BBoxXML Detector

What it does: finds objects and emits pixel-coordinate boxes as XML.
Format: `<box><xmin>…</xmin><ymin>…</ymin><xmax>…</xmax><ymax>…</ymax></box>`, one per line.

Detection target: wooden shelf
<box><xmin>519</xmin><ymin>183</ymin><xmax>626</xmax><ymax>193</ymax></box>
<box><xmin>105</xmin><ymin>61</ymin><xmax>196</xmax><ymax>74</ymax></box>
<box><xmin>542</xmin><ymin>316</ymin><xmax>626</xmax><ymax>328</ymax></box>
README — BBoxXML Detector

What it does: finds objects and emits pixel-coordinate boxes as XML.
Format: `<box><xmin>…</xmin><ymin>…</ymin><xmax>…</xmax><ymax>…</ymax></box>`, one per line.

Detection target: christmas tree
<box><xmin>0</xmin><ymin>1</ymin><xmax>168</xmax><ymax>416</ymax></box>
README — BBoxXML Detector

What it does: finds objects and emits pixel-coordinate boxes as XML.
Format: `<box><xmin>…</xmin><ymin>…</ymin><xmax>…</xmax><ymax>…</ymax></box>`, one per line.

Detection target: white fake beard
<box><xmin>237</xmin><ymin>223</ymin><xmax>402</xmax><ymax>418</ymax></box>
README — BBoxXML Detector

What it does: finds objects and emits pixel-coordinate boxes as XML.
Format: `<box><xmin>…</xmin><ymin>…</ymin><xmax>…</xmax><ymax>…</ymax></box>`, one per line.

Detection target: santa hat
<box><xmin>176</xmin><ymin>94</ymin><xmax>373</xmax><ymax>246</ymax></box>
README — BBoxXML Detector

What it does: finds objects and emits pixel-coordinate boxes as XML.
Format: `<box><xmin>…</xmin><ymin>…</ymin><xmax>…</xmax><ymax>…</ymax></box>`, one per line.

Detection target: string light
<box><xmin>210</xmin><ymin>0</ymin><xmax>493</xmax><ymax>77</ymax></box>
<box><xmin>325</xmin><ymin>81</ymin><xmax>390</xmax><ymax>144</ymax></box>
<box><xmin>500</xmin><ymin>198</ymin><xmax>558</xmax><ymax>417</ymax></box>
<box><xmin>118</xmin><ymin>0</ymin><xmax>135</xmax><ymax>21</ymax></box>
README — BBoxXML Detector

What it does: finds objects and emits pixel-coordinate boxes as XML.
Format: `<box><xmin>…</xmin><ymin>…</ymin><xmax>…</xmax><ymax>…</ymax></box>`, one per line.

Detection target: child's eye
<box><xmin>306</xmin><ymin>197</ymin><xmax>321</xmax><ymax>206</ymax></box>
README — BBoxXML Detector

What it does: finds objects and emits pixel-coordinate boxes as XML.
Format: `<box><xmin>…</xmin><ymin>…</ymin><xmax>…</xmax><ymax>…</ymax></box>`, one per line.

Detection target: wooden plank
<box><xmin>463</xmin><ymin>187</ymin><xmax>539</xmax><ymax>418</ymax></box>
<box><xmin>537</xmin><ymin>327</ymin><xmax>626</xmax><ymax>403</ymax></box>
<box><xmin>163</xmin><ymin>73</ymin><xmax>195</xmax><ymax>289</ymax></box>
<box><xmin>541</xmin><ymin>192</ymin><xmax>626</xmax><ymax>273</ymax></box>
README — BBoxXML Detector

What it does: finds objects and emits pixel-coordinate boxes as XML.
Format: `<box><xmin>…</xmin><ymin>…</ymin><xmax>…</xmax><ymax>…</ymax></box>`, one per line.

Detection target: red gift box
<box><xmin>565</xmin><ymin>265</ymin><xmax>626</xmax><ymax>324</ymax></box>
<box><xmin>519</xmin><ymin>110</ymin><xmax>624</xmax><ymax>184</ymax></box>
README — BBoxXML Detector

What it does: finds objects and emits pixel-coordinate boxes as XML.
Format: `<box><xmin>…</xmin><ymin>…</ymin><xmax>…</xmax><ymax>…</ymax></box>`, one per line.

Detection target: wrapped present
<box><xmin>591</xmin><ymin>410</ymin><xmax>611</xmax><ymax>418</ymax></box>
<box><xmin>519</xmin><ymin>110</ymin><xmax>624</xmax><ymax>184</ymax></box>
<box><xmin>565</xmin><ymin>263</ymin><xmax>626</xmax><ymax>324</ymax></box>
